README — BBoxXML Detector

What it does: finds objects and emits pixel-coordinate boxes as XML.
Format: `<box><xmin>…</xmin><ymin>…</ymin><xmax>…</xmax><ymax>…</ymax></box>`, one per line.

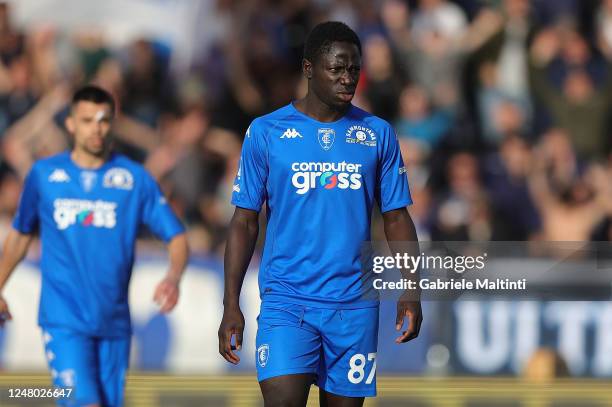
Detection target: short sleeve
<box><xmin>231</xmin><ymin>120</ymin><xmax>269</xmax><ymax>211</ymax></box>
<box><xmin>140</xmin><ymin>171</ymin><xmax>185</xmax><ymax>242</ymax></box>
<box><xmin>376</xmin><ymin>124</ymin><xmax>412</xmax><ymax>212</ymax></box>
<box><xmin>13</xmin><ymin>165</ymin><xmax>40</xmax><ymax>233</ymax></box>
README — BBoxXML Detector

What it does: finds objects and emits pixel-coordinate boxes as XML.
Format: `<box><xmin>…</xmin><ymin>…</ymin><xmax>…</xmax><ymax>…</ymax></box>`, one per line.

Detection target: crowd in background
<box><xmin>0</xmin><ymin>0</ymin><xmax>611</xmax><ymax>257</ymax></box>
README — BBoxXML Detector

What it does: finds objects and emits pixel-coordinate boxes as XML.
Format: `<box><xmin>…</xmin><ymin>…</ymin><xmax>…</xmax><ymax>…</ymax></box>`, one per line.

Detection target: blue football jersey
<box><xmin>232</xmin><ymin>103</ymin><xmax>412</xmax><ymax>307</ymax></box>
<box><xmin>13</xmin><ymin>152</ymin><xmax>185</xmax><ymax>337</ymax></box>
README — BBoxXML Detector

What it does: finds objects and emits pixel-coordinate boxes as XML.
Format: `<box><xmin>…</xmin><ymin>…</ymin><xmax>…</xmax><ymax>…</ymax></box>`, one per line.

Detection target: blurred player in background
<box><xmin>0</xmin><ymin>85</ymin><xmax>189</xmax><ymax>407</ymax></box>
<box><xmin>219</xmin><ymin>22</ymin><xmax>421</xmax><ymax>407</ymax></box>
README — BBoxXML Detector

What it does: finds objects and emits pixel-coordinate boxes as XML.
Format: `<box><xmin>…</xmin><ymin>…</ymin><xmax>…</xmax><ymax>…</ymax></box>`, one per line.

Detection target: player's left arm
<box><xmin>140</xmin><ymin>170</ymin><xmax>190</xmax><ymax>313</ymax></box>
<box><xmin>153</xmin><ymin>232</ymin><xmax>189</xmax><ymax>313</ymax></box>
<box><xmin>377</xmin><ymin>121</ymin><xmax>422</xmax><ymax>343</ymax></box>
<box><xmin>382</xmin><ymin>208</ymin><xmax>422</xmax><ymax>343</ymax></box>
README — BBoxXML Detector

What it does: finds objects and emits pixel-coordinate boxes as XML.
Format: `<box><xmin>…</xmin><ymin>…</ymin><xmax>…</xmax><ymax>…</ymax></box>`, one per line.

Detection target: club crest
<box><xmin>317</xmin><ymin>128</ymin><xmax>335</xmax><ymax>151</ymax></box>
<box><xmin>257</xmin><ymin>344</ymin><xmax>270</xmax><ymax>367</ymax></box>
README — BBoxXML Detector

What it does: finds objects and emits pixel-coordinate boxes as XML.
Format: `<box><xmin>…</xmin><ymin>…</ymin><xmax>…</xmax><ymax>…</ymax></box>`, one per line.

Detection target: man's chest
<box><xmin>267</xmin><ymin>123</ymin><xmax>381</xmax><ymax>193</ymax></box>
<box><xmin>39</xmin><ymin>167</ymin><xmax>137</xmax><ymax>230</ymax></box>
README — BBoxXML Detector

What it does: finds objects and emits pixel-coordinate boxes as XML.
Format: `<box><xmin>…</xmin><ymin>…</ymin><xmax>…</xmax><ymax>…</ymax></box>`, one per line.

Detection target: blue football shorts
<box><xmin>255</xmin><ymin>300</ymin><xmax>379</xmax><ymax>397</ymax></box>
<box><xmin>41</xmin><ymin>326</ymin><xmax>130</xmax><ymax>406</ymax></box>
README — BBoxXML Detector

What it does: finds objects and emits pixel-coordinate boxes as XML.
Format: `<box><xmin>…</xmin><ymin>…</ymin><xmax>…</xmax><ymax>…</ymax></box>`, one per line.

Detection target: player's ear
<box><xmin>65</xmin><ymin>115</ymin><xmax>75</xmax><ymax>134</ymax></box>
<box><xmin>303</xmin><ymin>58</ymin><xmax>313</xmax><ymax>79</ymax></box>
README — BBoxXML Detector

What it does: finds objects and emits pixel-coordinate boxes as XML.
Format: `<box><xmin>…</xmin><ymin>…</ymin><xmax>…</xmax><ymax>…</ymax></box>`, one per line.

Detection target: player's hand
<box><xmin>0</xmin><ymin>295</ymin><xmax>12</xmax><ymax>328</ymax></box>
<box><xmin>218</xmin><ymin>304</ymin><xmax>244</xmax><ymax>365</ymax></box>
<box><xmin>395</xmin><ymin>298</ymin><xmax>422</xmax><ymax>343</ymax></box>
<box><xmin>153</xmin><ymin>277</ymin><xmax>180</xmax><ymax>313</ymax></box>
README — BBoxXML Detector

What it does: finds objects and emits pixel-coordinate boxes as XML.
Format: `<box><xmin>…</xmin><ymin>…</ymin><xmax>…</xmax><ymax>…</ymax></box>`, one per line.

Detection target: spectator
<box><xmin>470</xmin><ymin>0</ymin><xmax>534</xmax><ymax>144</ymax></box>
<box><xmin>529</xmin><ymin>28</ymin><xmax>612</xmax><ymax>160</ymax></box>
<box><xmin>362</xmin><ymin>34</ymin><xmax>405</xmax><ymax>120</ymax></box>
<box><xmin>382</xmin><ymin>0</ymin><xmax>467</xmax><ymax>109</ymax></box>
<box><xmin>394</xmin><ymin>84</ymin><xmax>453</xmax><ymax>152</ymax></box>
<box><xmin>528</xmin><ymin>133</ymin><xmax>612</xmax><ymax>241</ymax></box>
<box><xmin>431</xmin><ymin>152</ymin><xmax>499</xmax><ymax>241</ymax></box>
<box><xmin>483</xmin><ymin>135</ymin><xmax>541</xmax><ymax>239</ymax></box>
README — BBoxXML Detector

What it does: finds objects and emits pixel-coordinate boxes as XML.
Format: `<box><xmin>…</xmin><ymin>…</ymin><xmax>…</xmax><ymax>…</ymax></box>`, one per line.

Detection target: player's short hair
<box><xmin>303</xmin><ymin>21</ymin><xmax>361</xmax><ymax>63</ymax></box>
<box><xmin>71</xmin><ymin>85</ymin><xmax>116</xmax><ymax>115</ymax></box>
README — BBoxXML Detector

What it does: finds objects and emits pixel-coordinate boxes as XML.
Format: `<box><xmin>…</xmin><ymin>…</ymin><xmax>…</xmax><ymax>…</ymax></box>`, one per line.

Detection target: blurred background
<box><xmin>0</xmin><ymin>0</ymin><xmax>611</xmax><ymax>405</ymax></box>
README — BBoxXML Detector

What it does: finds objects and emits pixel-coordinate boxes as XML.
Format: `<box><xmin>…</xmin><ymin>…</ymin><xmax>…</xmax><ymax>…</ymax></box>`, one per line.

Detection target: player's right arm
<box><xmin>0</xmin><ymin>229</ymin><xmax>34</xmax><ymax>326</ymax></box>
<box><xmin>218</xmin><ymin>207</ymin><xmax>259</xmax><ymax>364</ymax></box>
<box><xmin>218</xmin><ymin>120</ymin><xmax>268</xmax><ymax>365</ymax></box>
<box><xmin>0</xmin><ymin>162</ymin><xmax>40</xmax><ymax>327</ymax></box>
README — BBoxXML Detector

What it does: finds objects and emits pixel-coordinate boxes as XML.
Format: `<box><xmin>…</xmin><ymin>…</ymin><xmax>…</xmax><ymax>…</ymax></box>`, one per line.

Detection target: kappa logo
<box><xmin>346</xmin><ymin>125</ymin><xmax>376</xmax><ymax>147</ymax></box>
<box><xmin>103</xmin><ymin>168</ymin><xmax>134</xmax><ymax>190</ymax></box>
<box><xmin>318</xmin><ymin>128</ymin><xmax>335</xmax><ymax>151</ymax></box>
<box><xmin>48</xmin><ymin>169</ymin><xmax>70</xmax><ymax>183</ymax></box>
<box><xmin>257</xmin><ymin>344</ymin><xmax>270</xmax><ymax>367</ymax></box>
<box><xmin>281</xmin><ymin>128</ymin><xmax>302</xmax><ymax>139</ymax></box>
<box><xmin>233</xmin><ymin>184</ymin><xmax>241</xmax><ymax>193</ymax></box>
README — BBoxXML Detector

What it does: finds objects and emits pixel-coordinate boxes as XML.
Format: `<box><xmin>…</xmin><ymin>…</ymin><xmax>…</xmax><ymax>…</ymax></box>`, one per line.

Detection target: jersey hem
<box><xmin>39</xmin><ymin>322</ymin><xmax>132</xmax><ymax>338</ymax></box>
<box><xmin>316</xmin><ymin>382</ymin><xmax>377</xmax><ymax>397</ymax></box>
<box><xmin>257</xmin><ymin>367</ymin><xmax>318</xmax><ymax>382</ymax></box>
<box><xmin>262</xmin><ymin>294</ymin><xmax>379</xmax><ymax>309</ymax></box>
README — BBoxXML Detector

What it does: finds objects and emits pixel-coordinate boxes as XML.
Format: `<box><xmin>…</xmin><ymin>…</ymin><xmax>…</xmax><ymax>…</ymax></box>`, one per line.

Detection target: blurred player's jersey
<box><xmin>13</xmin><ymin>152</ymin><xmax>184</xmax><ymax>337</ymax></box>
<box><xmin>232</xmin><ymin>103</ymin><xmax>411</xmax><ymax>307</ymax></box>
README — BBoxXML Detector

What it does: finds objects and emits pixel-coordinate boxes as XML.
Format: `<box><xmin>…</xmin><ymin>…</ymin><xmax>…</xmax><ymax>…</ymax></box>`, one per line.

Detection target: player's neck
<box><xmin>70</xmin><ymin>149</ymin><xmax>108</xmax><ymax>169</ymax></box>
<box><xmin>295</xmin><ymin>96</ymin><xmax>349</xmax><ymax>123</ymax></box>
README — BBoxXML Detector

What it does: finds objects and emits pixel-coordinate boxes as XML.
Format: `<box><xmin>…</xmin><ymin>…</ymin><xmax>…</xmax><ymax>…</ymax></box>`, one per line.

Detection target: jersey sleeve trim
<box><xmin>380</xmin><ymin>196</ymin><xmax>413</xmax><ymax>213</ymax></box>
<box><xmin>232</xmin><ymin>200</ymin><xmax>261</xmax><ymax>213</ymax></box>
<box><xmin>232</xmin><ymin>201</ymin><xmax>263</xmax><ymax>212</ymax></box>
<box><xmin>159</xmin><ymin>227</ymin><xmax>186</xmax><ymax>243</ymax></box>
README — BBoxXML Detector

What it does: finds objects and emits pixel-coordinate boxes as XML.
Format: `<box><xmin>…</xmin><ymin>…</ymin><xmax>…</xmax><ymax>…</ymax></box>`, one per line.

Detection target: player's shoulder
<box><xmin>34</xmin><ymin>151</ymin><xmax>71</xmax><ymax>168</ymax></box>
<box><xmin>107</xmin><ymin>153</ymin><xmax>151</xmax><ymax>181</ymax></box>
<box><xmin>347</xmin><ymin>105</ymin><xmax>394</xmax><ymax>135</ymax></box>
<box><xmin>109</xmin><ymin>153</ymin><xmax>142</xmax><ymax>169</ymax></box>
<box><xmin>30</xmin><ymin>151</ymin><xmax>72</xmax><ymax>178</ymax></box>
<box><xmin>248</xmin><ymin>104</ymin><xmax>299</xmax><ymax>137</ymax></box>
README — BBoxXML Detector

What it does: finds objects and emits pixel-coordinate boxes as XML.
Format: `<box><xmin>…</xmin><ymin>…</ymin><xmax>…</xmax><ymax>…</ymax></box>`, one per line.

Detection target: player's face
<box><xmin>308</xmin><ymin>41</ymin><xmax>361</xmax><ymax>110</ymax></box>
<box><xmin>66</xmin><ymin>101</ymin><xmax>113</xmax><ymax>157</ymax></box>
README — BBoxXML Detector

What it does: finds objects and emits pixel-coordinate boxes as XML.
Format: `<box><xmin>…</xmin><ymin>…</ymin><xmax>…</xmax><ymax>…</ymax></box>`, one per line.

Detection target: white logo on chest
<box><xmin>346</xmin><ymin>125</ymin><xmax>376</xmax><ymax>147</ymax></box>
<box><xmin>48</xmin><ymin>169</ymin><xmax>70</xmax><ymax>183</ymax></box>
<box><xmin>53</xmin><ymin>199</ymin><xmax>117</xmax><ymax>230</ymax></box>
<box><xmin>281</xmin><ymin>128</ymin><xmax>302</xmax><ymax>139</ymax></box>
<box><xmin>103</xmin><ymin>168</ymin><xmax>134</xmax><ymax>190</ymax></box>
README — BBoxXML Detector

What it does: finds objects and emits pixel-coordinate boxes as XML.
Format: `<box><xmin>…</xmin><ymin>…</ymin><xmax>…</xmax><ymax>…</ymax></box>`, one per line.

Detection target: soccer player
<box><xmin>0</xmin><ymin>85</ymin><xmax>188</xmax><ymax>407</ymax></box>
<box><xmin>218</xmin><ymin>22</ymin><xmax>421</xmax><ymax>407</ymax></box>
